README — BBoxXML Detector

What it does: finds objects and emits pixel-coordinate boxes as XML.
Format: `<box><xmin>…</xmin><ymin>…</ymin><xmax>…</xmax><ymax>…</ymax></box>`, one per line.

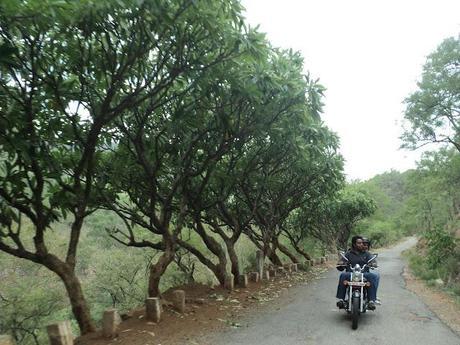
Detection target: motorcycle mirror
<box><xmin>367</xmin><ymin>254</ymin><xmax>378</xmax><ymax>263</ymax></box>
<box><xmin>339</xmin><ymin>252</ymin><xmax>349</xmax><ymax>261</ymax></box>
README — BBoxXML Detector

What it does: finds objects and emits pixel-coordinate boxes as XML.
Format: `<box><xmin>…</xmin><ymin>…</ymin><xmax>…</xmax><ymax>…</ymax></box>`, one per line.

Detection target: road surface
<box><xmin>201</xmin><ymin>237</ymin><xmax>459</xmax><ymax>345</ymax></box>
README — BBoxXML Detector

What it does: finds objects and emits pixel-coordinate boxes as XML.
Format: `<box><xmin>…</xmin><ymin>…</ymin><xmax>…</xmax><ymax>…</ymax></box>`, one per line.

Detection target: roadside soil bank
<box><xmin>76</xmin><ymin>264</ymin><xmax>332</xmax><ymax>345</ymax></box>
<box><xmin>403</xmin><ymin>266</ymin><xmax>460</xmax><ymax>336</ymax></box>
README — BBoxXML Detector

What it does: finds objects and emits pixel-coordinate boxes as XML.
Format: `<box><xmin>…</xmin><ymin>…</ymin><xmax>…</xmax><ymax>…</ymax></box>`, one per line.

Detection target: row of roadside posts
<box><xmin>0</xmin><ymin>251</ymin><xmax>336</xmax><ymax>345</ymax></box>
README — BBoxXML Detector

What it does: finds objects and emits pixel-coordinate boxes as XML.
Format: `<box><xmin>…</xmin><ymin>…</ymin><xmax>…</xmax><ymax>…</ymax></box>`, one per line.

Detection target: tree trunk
<box><xmin>215</xmin><ymin>259</ymin><xmax>229</xmax><ymax>286</ymax></box>
<box><xmin>192</xmin><ymin>219</ymin><xmax>231</xmax><ymax>286</ymax></box>
<box><xmin>336</xmin><ymin>224</ymin><xmax>351</xmax><ymax>249</ymax></box>
<box><xmin>225</xmin><ymin>239</ymin><xmax>241</xmax><ymax>286</ymax></box>
<box><xmin>290</xmin><ymin>241</ymin><xmax>312</xmax><ymax>261</ymax></box>
<box><xmin>283</xmin><ymin>231</ymin><xmax>312</xmax><ymax>261</ymax></box>
<box><xmin>176</xmin><ymin>238</ymin><xmax>229</xmax><ymax>286</ymax></box>
<box><xmin>276</xmin><ymin>241</ymin><xmax>299</xmax><ymax>263</ymax></box>
<box><xmin>265</xmin><ymin>244</ymin><xmax>282</xmax><ymax>266</ymax></box>
<box><xmin>61</xmin><ymin>269</ymin><xmax>95</xmax><ymax>334</ymax></box>
<box><xmin>148</xmin><ymin>245</ymin><xmax>175</xmax><ymax>297</ymax></box>
<box><xmin>42</xmin><ymin>255</ymin><xmax>95</xmax><ymax>334</ymax></box>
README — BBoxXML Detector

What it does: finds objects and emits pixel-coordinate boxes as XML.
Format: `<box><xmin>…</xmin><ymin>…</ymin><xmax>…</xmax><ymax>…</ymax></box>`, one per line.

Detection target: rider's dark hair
<box><xmin>351</xmin><ymin>235</ymin><xmax>363</xmax><ymax>248</ymax></box>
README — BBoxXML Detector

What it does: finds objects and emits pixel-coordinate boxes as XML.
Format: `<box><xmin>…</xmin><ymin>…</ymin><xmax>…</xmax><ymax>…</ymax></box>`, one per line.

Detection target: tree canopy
<box><xmin>402</xmin><ymin>35</ymin><xmax>460</xmax><ymax>152</ymax></box>
<box><xmin>0</xmin><ymin>1</ymin><xmax>379</xmax><ymax>342</ymax></box>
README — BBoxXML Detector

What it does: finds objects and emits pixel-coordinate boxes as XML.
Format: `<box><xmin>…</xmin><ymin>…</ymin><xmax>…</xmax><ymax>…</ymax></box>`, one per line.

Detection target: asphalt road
<box><xmin>202</xmin><ymin>237</ymin><xmax>460</xmax><ymax>345</ymax></box>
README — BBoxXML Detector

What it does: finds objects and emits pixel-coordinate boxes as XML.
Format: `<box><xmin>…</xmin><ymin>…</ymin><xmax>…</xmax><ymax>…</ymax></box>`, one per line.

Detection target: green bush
<box><xmin>0</xmin><ymin>255</ymin><xmax>68</xmax><ymax>345</ymax></box>
<box><xmin>424</xmin><ymin>227</ymin><xmax>456</xmax><ymax>269</ymax></box>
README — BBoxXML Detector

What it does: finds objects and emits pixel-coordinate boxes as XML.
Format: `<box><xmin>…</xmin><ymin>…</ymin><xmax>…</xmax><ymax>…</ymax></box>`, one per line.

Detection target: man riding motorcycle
<box><xmin>336</xmin><ymin>235</ymin><xmax>379</xmax><ymax>310</ymax></box>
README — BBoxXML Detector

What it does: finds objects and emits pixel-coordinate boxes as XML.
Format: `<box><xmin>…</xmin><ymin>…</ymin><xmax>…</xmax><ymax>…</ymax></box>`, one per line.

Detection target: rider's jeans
<box><xmin>374</xmin><ymin>271</ymin><xmax>380</xmax><ymax>290</ymax></box>
<box><xmin>336</xmin><ymin>272</ymin><xmax>378</xmax><ymax>301</ymax></box>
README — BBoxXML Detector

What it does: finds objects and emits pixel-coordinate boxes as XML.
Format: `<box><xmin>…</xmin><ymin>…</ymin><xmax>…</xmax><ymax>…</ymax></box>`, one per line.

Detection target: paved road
<box><xmin>202</xmin><ymin>237</ymin><xmax>459</xmax><ymax>345</ymax></box>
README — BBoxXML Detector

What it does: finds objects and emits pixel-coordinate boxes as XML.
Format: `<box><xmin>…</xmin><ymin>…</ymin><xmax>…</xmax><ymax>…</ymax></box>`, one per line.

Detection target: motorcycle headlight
<box><xmin>352</xmin><ymin>273</ymin><xmax>362</xmax><ymax>282</ymax></box>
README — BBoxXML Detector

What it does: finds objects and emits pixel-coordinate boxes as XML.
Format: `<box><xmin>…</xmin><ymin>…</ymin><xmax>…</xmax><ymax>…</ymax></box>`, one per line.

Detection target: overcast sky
<box><xmin>241</xmin><ymin>0</ymin><xmax>460</xmax><ymax>181</ymax></box>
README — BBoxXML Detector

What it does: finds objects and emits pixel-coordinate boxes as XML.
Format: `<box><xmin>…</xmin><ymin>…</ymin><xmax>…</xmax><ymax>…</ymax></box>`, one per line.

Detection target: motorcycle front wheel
<box><xmin>351</xmin><ymin>296</ymin><xmax>360</xmax><ymax>329</ymax></box>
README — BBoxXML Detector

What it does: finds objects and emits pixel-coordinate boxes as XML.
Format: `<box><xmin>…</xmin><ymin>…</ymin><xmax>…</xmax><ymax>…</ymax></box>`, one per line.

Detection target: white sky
<box><xmin>241</xmin><ymin>0</ymin><xmax>460</xmax><ymax>181</ymax></box>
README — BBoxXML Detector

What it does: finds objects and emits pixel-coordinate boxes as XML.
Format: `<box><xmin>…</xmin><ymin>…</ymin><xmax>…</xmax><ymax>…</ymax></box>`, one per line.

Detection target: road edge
<box><xmin>402</xmin><ymin>262</ymin><xmax>460</xmax><ymax>337</ymax></box>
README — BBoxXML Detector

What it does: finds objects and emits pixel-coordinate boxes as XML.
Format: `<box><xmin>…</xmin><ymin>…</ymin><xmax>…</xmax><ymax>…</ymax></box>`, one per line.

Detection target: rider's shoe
<box><xmin>375</xmin><ymin>298</ymin><xmax>381</xmax><ymax>305</ymax></box>
<box><xmin>337</xmin><ymin>299</ymin><xmax>346</xmax><ymax>309</ymax></box>
<box><xmin>367</xmin><ymin>301</ymin><xmax>376</xmax><ymax>310</ymax></box>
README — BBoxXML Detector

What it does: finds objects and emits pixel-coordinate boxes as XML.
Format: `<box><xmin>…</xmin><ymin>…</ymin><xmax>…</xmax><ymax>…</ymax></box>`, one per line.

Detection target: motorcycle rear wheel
<box><xmin>351</xmin><ymin>296</ymin><xmax>360</xmax><ymax>329</ymax></box>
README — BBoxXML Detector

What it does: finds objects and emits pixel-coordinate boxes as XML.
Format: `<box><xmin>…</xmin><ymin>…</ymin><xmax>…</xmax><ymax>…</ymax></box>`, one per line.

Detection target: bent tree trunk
<box><xmin>276</xmin><ymin>241</ymin><xmax>299</xmax><ymax>263</ymax></box>
<box><xmin>148</xmin><ymin>245</ymin><xmax>176</xmax><ymax>297</ymax></box>
<box><xmin>177</xmin><ymin>238</ymin><xmax>229</xmax><ymax>286</ymax></box>
<box><xmin>265</xmin><ymin>244</ymin><xmax>282</xmax><ymax>266</ymax></box>
<box><xmin>224</xmin><ymin>238</ymin><xmax>241</xmax><ymax>285</ymax></box>
<box><xmin>290</xmin><ymin>241</ymin><xmax>312</xmax><ymax>261</ymax></box>
<box><xmin>336</xmin><ymin>224</ymin><xmax>352</xmax><ymax>250</ymax></box>
<box><xmin>283</xmin><ymin>231</ymin><xmax>312</xmax><ymax>261</ymax></box>
<box><xmin>191</xmin><ymin>219</ymin><xmax>232</xmax><ymax>286</ymax></box>
<box><xmin>43</xmin><ymin>255</ymin><xmax>95</xmax><ymax>334</ymax></box>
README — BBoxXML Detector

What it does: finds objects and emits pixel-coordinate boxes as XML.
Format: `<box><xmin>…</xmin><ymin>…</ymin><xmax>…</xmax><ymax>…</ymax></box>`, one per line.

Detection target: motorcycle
<box><xmin>337</xmin><ymin>252</ymin><xmax>378</xmax><ymax>329</ymax></box>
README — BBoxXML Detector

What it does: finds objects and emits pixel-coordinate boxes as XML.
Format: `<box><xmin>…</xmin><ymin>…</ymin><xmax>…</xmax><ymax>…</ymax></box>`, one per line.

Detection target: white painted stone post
<box><xmin>224</xmin><ymin>274</ymin><xmax>234</xmax><ymax>291</ymax></box>
<box><xmin>102</xmin><ymin>309</ymin><xmax>121</xmax><ymax>338</ymax></box>
<box><xmin>292</xmin><ymin>263</ymin><xmax>298</xmax><ymax>272</ymax></box>
<box><xmin>263</xmin><ymin>270</ymin><xmax>270</xmax><ymax>280</ymax></box>
<box><xmin>256</xmin><ymin>250</ymin><xmax>264</xmax><ymax>278</ymax></box>
<box><xmin>172</xmin><ymin>290</ymin><xmax>186</xmax><ymax>313</ymax></box>
<box><xmin>249</xmin><ymin>272</ymin><xmax>260</xmax><ymax>283</ymax></box>
<box><xmin>0</xmin><ymin>335</ymin><xmax>16</xmax><ymax>345</ymax></box>
<box><xmin>47</xmin><ymin>321</ymin><xmax>73</xmax><ymax>345</ymax></box>
<box><xmin>146</xmin><ymin>297</ymin><xmax>161</xmax><ymax>323</ymax></box>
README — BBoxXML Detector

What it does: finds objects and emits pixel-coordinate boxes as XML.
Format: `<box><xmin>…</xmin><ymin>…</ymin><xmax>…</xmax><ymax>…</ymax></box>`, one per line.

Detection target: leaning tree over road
<box><xmin>0</xmin><ymin>0</ymin><xmax>254</xmax><ymax>333</ymax></box>
<box><xmin>99</xmin><ymin>10</ymin><xmax>270</xmax><ymax>295</ymax></box>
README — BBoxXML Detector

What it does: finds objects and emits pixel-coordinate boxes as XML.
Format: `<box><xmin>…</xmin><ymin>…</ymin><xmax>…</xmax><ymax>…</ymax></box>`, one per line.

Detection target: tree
<box><xmin>404</xmin><ymin>149</ymin><xmax>460</xmax><ymax>231</ymax></box>
<box><xmin>178</xmin><ymin>48</ymin><xmax>330</xmax><ymax>285</ymax></box>
<box><xmin>101</xmin><ymin>6</ymin><xmax>267</xmax><ymax>296</ymax></box>
<box><xmin>236</xmin><ymin>63</ymin><xmax>344</xmax><ymax>264</ymax></box>
<box><xmin>0</xmin><ymin>0</ymin><xmax>252</xmax><ymax>333</ymax></box>
<box><xmin>401</xmin><ymin>36</ymin><xmax>460</xmax><ymax>152</ymax></box>
<box><xmin>293</xmin><ymin>188</ymin><xmax>376</xmax><ymax>249</ymax></box>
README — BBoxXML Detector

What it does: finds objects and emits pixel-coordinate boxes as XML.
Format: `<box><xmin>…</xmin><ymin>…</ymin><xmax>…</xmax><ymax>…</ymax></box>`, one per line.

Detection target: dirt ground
<box><xmin>76</xmin><ymin>265</ymin><xmax>331</xmax><ymax>345</ymax></box>
<box><xmin>403</xmin><ymin>266</ymin><xmax>460</xmax><ymax>336</ymax></box>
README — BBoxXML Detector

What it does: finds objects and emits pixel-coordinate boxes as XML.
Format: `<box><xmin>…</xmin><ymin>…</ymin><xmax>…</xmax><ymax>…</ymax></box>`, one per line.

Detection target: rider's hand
<box><xmin>336</xmin><ymin>261</ymin><xmax>346</xmax><ymax>271</ymax></box>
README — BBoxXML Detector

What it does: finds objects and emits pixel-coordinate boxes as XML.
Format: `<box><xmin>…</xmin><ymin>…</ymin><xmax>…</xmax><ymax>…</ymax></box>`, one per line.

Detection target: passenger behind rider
<box><xmin>362</xmin><ymin>237</ymin><xmax>381</xmax><ymax>304</ymax></box>
<box><xmin>336</xmin><ymin>235</ymin><xmax>379</xmax><ymax>310</ymax></box>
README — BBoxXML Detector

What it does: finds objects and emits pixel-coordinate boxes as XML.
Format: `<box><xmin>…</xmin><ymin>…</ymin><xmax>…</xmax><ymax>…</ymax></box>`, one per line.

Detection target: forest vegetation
<box><xmin>0</xmin><ymin>1</ymin><xmax>458</xmax><ymax>344</ymax></box>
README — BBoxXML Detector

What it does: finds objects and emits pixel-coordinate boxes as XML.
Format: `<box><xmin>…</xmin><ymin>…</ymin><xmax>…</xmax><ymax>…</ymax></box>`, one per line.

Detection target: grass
<box><xmin>403</xmin><ymin>248</ymin><xmax>460</xmax><ymax>304</ymax></box>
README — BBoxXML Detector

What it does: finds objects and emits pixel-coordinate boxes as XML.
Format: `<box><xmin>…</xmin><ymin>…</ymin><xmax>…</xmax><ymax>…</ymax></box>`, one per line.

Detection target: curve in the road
<box><xmin>201</xmin><ymin>237</ymin><xmax>459</xmax><ymax>345</ymax></box>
